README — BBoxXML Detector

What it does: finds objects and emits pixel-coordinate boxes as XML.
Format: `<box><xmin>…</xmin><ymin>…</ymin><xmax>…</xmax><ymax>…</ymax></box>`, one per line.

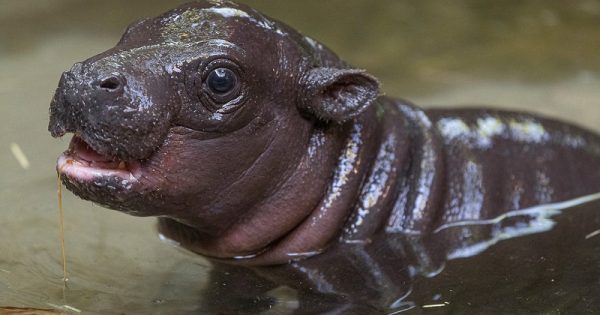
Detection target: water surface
<box><xmin>1</xmin><ymin>0</ymin><xmax>599</xmax><ymax>313</ymax></box>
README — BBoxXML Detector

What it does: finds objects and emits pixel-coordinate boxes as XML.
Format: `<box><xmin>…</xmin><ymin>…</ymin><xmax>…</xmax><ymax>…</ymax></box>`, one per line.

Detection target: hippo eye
<box><xmin>197</xmin><ymin>60</ymin><xmax>245</xmax><ymax>111</ymax></box>
<box><xmin>207</xmin><ymin>68</ymin><xmax>238</xmax><ymax>95</ymax></box>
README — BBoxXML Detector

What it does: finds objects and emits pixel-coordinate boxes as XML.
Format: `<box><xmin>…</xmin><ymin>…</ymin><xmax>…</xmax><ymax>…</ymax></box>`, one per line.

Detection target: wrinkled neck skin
<box><xmin>157</xmin><ymin>99</ymin><xmax>437</xmax><ymax>266</ymax></box>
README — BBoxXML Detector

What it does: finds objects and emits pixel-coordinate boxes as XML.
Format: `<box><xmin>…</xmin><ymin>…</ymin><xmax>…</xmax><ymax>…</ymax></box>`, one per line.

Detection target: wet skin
<box><xmin>48</xmin><ymin>1</ymin><xmax>600</xmax><ymax>313</ymax></box>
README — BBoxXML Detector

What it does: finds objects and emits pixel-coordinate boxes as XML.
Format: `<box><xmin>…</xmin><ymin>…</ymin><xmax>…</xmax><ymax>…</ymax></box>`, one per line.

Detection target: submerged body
<box><xmin>48</xmin><ymin>1</ymin><xmax>600</xmax><ymax>312</ymax></box>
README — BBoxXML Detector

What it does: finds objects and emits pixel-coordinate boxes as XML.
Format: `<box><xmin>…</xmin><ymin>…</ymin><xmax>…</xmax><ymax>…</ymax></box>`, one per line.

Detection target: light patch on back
<box><xmin>436</xmin><ymin>115</ymin><xmax>552</xmax><ymax>149</ymax></box>
<box><xmin>477</xmin><ymin>116</ymin><xmax>506</xmax><ymax>138</ymax></box>
<box><xmin>475</xmin><ymin>116</ymin><xmax>506</xmax><ymax>147</ymax></box>
<box><xmin>437</xmin><ymin>118</ymin><xmax>470</xmax><ymax>140</ymax></box>
<box><xmin>561</xmin><ymin>134</ymin><xmax>586</xmax><ymax>147</ymax></box>
<box><xmin>508</xmin><ymin>119</ymin><xmax>549</xmax><ymax>143</ymax></box>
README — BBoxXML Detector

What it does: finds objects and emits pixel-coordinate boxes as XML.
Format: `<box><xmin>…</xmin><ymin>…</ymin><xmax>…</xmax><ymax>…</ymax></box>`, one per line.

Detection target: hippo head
<box><xmin>49</xmin><ymin>1</ymin><xmax>379</xmax><ymax>248</ymax></box>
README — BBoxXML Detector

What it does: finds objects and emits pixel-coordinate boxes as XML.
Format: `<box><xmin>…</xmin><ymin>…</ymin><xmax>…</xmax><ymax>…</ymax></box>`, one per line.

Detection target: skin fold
<box><xmin>48</xmin><ymin>1</ymin><xmax>600</xmax><ymax>313</ymax></box>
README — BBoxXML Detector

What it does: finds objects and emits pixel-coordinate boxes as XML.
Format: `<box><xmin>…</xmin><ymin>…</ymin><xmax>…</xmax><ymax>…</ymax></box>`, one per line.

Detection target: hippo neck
<box><xmin>239</xmin><ymin>104</ymin><xmax>385</xmax><ymax>264</ymax></box>
<box><xmin>247</xmin><ymin>100</ymin><xmax>447</xmax><ymax>265</ymax></box>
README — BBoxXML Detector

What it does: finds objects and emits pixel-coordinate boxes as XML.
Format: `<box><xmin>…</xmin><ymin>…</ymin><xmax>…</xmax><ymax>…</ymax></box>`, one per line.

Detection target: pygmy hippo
<box><xmin>48</xmin><ymin>1</ymin><xmax>600</xmax><ymax>313</ymax></box>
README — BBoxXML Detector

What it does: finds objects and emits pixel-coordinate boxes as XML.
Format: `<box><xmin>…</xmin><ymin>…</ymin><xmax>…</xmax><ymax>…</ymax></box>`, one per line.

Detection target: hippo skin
<box><xmin>49</xmin><ymin>1</ymin><xmax>600</xmax><ymax>313</ymax></box>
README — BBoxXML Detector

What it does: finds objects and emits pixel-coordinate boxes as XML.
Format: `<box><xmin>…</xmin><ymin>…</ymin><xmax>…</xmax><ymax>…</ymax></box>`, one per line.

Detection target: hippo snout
<box><xmin>48</xmin><ymin>55</ymin><xmax>173</xmax><ymax>161</ymax></box>
<box><xmin>64</xmin><ymin>62</ymin><xmax>127</xmax><ymax>100</ymax></box>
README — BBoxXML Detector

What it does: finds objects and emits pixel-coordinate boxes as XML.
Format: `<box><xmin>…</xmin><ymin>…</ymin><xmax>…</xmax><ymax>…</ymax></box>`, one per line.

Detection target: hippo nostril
<box><xmin>99</xmin><ymin>75</ymin><xmax>125</xmax><ymax>92</ymax></box>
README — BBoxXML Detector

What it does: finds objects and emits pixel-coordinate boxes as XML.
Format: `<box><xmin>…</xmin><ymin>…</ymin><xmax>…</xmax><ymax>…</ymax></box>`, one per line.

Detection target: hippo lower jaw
<box><xmin>57</xmin><ymin>135</ymin><xmax>143</xmax><ymax>186</ymax></box>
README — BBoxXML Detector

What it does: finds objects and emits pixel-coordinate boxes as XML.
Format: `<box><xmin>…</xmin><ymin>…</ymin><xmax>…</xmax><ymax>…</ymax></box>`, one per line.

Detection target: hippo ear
<box><xmin>299</xmin><ymin>67</ymin><xmax>380</xmax><ymax>123</ymax></box>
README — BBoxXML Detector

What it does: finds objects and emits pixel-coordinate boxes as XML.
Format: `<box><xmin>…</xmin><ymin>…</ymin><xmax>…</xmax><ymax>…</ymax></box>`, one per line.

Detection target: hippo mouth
<box><xmin>58</xmin><ymin>135</ymin><xmax>142</xmax><ymax>184</ymax></box>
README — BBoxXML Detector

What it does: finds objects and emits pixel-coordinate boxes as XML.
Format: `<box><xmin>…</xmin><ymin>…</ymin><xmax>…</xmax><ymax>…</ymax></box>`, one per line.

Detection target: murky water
<box><xmin>1</xmin><ymin>0</ymin><xmax>599</xmax><ymax>314</ymax></box>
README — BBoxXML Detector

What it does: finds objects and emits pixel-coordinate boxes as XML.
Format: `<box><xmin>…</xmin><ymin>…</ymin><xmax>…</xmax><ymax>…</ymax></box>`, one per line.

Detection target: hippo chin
<box><xmin>49</xmin><ymin>1</ymin><xmax>600</xmax><ymax>313</ymax></box>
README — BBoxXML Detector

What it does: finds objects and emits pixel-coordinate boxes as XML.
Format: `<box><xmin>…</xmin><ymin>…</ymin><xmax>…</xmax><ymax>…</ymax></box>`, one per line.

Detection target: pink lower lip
<box><xmin>57</xmin><ymin>136</ymin><xmax>142</xmax><ymax>183</ymax></box>
<box><xmin>57</xmin><ymin>153</ymin><xmax>138</xmax><ymax>182</ymax></box>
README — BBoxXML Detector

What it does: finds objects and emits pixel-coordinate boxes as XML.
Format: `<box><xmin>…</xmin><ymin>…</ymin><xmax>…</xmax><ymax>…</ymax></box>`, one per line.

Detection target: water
<box><xmin>1</xmin><ymin>0</ymin><xmax>599</xmax><ymax>314</ymax></box>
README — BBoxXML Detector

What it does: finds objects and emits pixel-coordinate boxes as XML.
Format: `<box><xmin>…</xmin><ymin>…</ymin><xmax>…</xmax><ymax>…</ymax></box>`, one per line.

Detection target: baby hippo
<box><xmin>49</xmin><ymin>1</ymin><xmax>600</xmax><ymax>313</ymax></box>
